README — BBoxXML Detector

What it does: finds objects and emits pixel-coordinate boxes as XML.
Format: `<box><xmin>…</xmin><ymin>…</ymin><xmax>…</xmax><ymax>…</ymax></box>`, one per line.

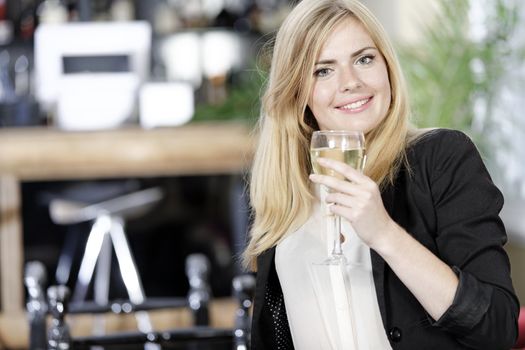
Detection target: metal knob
<box><xmin>185</xmin><ymin>254</ymin><xmax>211</xmax><ymax>325</ymax></box>
<box><xmin>232</xmin><ymin>274</ymin><xmax>256</xmax><ymax>349</ymax></box>
<box><xmin>47</xmin><ymin>285</ymin><xmax>71</xmax><ymax>350</ymax></box>
<box><xmin>24</xmin><ymin>261</ymin><xmax>48</xmax><ymax>350</ymax></box>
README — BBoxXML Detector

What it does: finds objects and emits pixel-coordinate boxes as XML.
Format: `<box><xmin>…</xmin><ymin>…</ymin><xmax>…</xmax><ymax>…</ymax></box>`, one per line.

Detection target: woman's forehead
<box><xmin>317</xmin><ymin>17</ymin><xmax>376</xmax><ymax>60</ymax></box>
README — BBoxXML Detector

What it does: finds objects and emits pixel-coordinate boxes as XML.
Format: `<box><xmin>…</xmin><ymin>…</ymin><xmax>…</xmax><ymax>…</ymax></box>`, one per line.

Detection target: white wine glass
<box><xmin>310</xmin><ymin>130</ymin><xmax>366</xmax><ymax>265</ymax></box>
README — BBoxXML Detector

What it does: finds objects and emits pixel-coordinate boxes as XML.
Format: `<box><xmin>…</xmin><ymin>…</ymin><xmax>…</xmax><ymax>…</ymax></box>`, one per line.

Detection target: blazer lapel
<box><xmin>252</xmin><ymin>247</ymin><xmax>275</xmax><ymax>336</ymax></box>
<box><xmin>373</xmin><ymin>185</ymin><xmax>395</xmax><ymax>327</ymax></box>
<box><xmin>371</xmin><ymin>250</ymin><xmax>387</xmax><ymax>327</ymax></box>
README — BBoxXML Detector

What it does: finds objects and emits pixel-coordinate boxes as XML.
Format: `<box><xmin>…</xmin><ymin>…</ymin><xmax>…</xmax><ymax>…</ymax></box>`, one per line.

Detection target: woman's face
<box><xmin>307</xmin><ymin>17</ymin><xmax>391</xmax><ymax>133</ymax></box>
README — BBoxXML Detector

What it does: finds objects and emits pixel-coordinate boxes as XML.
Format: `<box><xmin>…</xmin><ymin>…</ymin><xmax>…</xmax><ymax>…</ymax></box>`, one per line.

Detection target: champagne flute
<box><xmin>310</xmin><ymin>130</ymin><xmax>366</xmax><ymax>265</ymax></box>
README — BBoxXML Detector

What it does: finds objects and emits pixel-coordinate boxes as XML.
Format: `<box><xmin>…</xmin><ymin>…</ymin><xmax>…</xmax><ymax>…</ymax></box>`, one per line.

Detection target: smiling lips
<box><xmin>337</xmin><ymin>96</ymin><xmax>372</xmax><ymax>112</ymax></box>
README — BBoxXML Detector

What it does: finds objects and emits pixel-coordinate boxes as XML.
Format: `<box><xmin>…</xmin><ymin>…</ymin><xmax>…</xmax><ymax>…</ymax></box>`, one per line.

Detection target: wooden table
<box><xmin>0</xmin><ymin>121</ymin><xmax>255</xmax><ymax>316</ymax></box>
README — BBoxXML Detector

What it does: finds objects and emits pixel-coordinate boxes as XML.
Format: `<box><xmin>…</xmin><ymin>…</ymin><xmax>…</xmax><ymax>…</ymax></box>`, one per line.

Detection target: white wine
<box><xmin>309</xmin><ymin>131</ymin><xmax>365</xmax><ymax>264</ymax></box>
<box><xmin>310</xmin><ymin>147</ymin><xmax>366</xmax><ymax>180</ymax></box>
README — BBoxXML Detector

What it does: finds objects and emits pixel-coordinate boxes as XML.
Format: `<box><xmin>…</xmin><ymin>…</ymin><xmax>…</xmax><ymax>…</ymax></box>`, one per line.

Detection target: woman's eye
<box><xmin>314</xmin><ymin>68</ymin><xmax>331</xmax><ymax>77</ymax></box>
<box><xmin>356</xmin><ymin>55</ymin><xmax>375</xmax><ymax>65</ymax></box>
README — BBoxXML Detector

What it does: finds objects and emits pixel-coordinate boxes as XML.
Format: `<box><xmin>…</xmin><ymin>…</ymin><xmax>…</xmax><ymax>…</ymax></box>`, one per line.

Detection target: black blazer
<box><xmin>251</xmin><ymin>130</ymin><xmax>519</xmax><ymax>350</ymax></box>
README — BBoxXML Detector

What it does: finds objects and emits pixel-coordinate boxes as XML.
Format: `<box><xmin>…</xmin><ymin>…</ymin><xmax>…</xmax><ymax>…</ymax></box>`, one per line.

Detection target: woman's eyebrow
<box><xmin>314</xmin><ymin>46</ymin><xmax>377</xmax><ymax>65</ymax></box>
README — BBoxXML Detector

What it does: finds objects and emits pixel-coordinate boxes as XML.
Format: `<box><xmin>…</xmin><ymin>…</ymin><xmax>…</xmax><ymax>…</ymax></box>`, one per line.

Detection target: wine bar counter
<box><xmin>0</xmin><ymin>121</ymin><xmax>255</xmax><ymax>348</ymax></box>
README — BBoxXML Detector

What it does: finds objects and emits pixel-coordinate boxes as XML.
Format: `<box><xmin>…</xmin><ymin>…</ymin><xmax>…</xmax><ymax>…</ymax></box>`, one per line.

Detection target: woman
<box><xmin>243</xmin><ymin>0</ymin><xmax>519</xmax><ymax>349</ymax></box>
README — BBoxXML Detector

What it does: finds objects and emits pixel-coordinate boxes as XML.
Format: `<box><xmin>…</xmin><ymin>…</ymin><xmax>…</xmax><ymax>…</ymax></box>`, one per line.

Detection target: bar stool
<box><xmin>49</xmin><ymin>187</ymin><xmax>163</xmax><ymax>335</ymax></box>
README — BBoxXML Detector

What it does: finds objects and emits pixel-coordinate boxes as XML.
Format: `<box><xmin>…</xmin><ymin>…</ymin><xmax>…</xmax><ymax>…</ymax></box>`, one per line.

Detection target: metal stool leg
<box><xmin>94</xmin><ymin>232</ymin><xmax>112</xmax><ymax>305</ymax></box>
<box><xmin>109</xmin><ymin>217</ymin><xmax>153</xmax><ymax>332</ymax></box>
<box><xmin>72</xmin><ymin>215</ymin><xmax>112</xmax><ymax>303</ymax></box>
<box><xmin>55</xmin><ymin>226</ymin><xmax>82</xmax><ymax>286</ymax></box>
<box><xmin>92</xmin><ymin>231</ymin><xmax>112</xmax><ymax>340</ymax></box>
<box><xmin>109</xmin><ymin>216</ymin><xmax>159</xmax><ymax>350</ymax></box>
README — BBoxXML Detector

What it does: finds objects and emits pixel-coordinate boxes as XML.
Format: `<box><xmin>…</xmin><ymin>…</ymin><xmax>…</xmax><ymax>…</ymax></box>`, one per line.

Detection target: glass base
<box><xmin>315</xmin><ymin>254</ymin><xmax>347</xmax><ymax>266</ymax></box>
<box><xmin>314</xmin><ymin>254</ymin><xmax>363</xmax><ymax>267</ymax></box>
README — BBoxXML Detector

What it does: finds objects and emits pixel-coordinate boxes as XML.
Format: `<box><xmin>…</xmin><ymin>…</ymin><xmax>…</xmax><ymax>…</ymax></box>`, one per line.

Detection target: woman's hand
<box><xmin>309</xmin><ymin>157</ymin><xmax>395</xmax><ymax>249</ymax></box>
<box><xmin>310</xmin><ymin>157</ymin><xmax>459</xmax><ymax>320</ymax></box>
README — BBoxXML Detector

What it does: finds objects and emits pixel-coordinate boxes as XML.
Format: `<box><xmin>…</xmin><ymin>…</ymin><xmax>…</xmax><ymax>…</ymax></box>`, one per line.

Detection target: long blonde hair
<box><xmin>243</xmin><ymin>0</ymin><xmax>415</xmax><ymax>269</ymax></box>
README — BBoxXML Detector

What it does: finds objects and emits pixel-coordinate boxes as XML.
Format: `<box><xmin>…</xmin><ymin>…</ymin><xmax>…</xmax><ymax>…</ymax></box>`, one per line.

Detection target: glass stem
<box><xmin>332</xmin><ymin>214</ymin><xmax>343</xmax><ymax>256</ymax></box>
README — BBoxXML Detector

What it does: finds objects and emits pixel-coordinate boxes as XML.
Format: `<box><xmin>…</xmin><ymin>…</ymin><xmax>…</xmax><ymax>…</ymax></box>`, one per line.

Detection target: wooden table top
<box><xmin>0</xmin><ymin>121</ymin><xmax>256</xmax><ymax>181</ymax></box>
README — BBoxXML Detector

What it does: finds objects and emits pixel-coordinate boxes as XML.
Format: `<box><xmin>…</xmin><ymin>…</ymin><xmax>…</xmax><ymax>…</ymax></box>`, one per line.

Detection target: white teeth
<box><xmin>340</xmin><ymin>98</ymin><xmax>369</xmax><ymax>110</ymax></box>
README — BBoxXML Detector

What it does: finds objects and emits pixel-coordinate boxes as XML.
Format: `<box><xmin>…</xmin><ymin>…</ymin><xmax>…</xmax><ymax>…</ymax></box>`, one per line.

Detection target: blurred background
<box><xmin>0</xmin><ymin>0</ymin><xmax>524</xmax><ymax>348</ymax></box>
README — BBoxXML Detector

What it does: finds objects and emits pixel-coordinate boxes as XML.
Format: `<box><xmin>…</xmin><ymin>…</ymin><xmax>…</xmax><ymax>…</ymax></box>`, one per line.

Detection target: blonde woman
<box><xmin>244</xmin><ymin>0</ymin><xmax>519</xmax><ymax>349</ymax></box>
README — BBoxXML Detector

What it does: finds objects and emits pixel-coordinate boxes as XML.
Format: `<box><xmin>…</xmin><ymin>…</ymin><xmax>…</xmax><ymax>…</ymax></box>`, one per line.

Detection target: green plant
<box><xmin>398</xmin><ymin>0</ymin><xmax>522</xmax><ymax>151</ymax></box>
<box><xmin>192</xmin><ymin>68</ymin><xmax>266</xmax><ymax>124</ymax></box>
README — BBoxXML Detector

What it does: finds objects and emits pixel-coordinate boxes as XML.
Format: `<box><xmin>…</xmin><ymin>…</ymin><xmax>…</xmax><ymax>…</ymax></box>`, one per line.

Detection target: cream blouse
<box><xmin>275</xmin><ymin>187</ymin><xmax>392</xmax><ymax>350</ymax></box>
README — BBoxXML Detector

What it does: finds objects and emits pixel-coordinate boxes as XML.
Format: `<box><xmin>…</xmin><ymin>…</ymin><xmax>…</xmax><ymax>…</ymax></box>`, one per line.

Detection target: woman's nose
<box><xmin>339</xmin><ymin>67</ymin><xmax>363</xmax><ymax>93</ymax></box>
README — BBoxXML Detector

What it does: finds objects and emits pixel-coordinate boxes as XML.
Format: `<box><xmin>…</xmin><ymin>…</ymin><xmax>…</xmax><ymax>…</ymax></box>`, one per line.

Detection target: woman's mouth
<box><xmin>337</xmin><ymin>97</ymin><xmax>372</xmax><ymax>112</ymax></box>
